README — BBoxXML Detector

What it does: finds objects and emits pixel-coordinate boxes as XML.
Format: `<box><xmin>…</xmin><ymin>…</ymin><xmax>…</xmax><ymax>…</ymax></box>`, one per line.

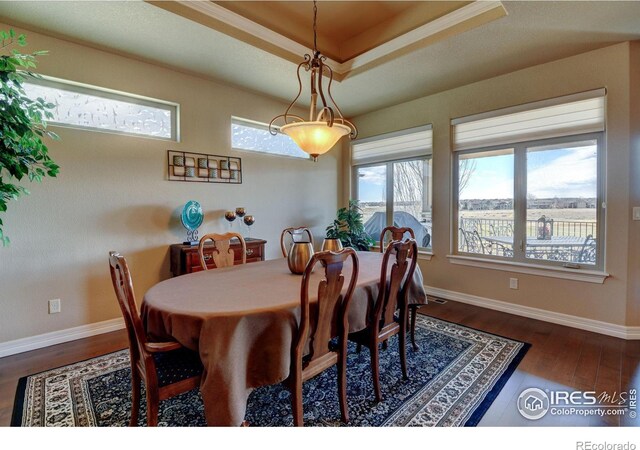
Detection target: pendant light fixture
<box><xmin>269</xmin><ymin>0</ymin><xmax>357</xmax><ymax>161</ymax></box>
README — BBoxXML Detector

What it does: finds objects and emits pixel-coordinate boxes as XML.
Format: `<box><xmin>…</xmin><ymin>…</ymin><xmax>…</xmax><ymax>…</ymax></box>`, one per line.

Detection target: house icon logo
<box><xmin>517</xmin><ymin>388</ymin><xmax>550</xmax><ymax>420</ymax></box>
<box><xmin>525</xmin><ymin>396</ymin><xmax>543</xmax><ymax>411</ymax></box>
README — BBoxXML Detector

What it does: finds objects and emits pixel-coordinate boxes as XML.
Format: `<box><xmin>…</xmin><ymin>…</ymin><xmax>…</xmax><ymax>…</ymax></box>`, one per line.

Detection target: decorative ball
<box><xmin>243</xmin><ymin>215</ymin><xmax>255</xmax><ymax>226</ymax></box>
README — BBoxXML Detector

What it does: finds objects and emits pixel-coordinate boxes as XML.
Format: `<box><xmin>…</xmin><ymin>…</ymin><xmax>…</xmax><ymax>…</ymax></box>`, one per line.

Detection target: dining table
<box><xmin>141</xmin><ymin>250</ymin><xmax>428</xmax><ymax>426</ymax></box>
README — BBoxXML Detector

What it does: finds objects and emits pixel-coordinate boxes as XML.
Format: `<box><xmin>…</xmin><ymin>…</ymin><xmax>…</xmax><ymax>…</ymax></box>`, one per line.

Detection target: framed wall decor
<box><xmin>167</xmin><ymin>150</ymin><xmax>242</xmax><ymax>184</ymax></box>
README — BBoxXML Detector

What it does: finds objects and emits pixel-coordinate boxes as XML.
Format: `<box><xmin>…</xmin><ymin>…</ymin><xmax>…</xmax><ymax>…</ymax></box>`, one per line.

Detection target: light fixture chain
<box><xmin>313</xmin><ymin>0</ymin><xmax>318</xmax><ymax>53</ymax></box>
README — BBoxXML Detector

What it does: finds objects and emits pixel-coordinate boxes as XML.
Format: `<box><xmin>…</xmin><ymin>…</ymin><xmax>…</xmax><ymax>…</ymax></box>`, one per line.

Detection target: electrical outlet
<box><xmin>633</xmin><ymin>207</ymin><xmax>640</xmax><ymax>221</ymax></box>
<box><xmin>509</xmin><ymin>278</ymin><xmax>518</xmax><ymax>290</ymax></box>
<box><xmin>48</xmin><ymin>298</ymin><xmax>61</xmax><ymax>314</ymax></box>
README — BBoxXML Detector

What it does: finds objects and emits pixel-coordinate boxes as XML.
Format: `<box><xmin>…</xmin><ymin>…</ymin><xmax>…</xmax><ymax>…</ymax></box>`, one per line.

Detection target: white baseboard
<box><xmin>2</xmin><ymin>286</ymin><xmax>639</xmax><ymax>358</ymax></box>
<box><xmin>0</xmin><ymin>317</ymin><xmax>125</xmax><ymax>359</ymax></box>
<box><xmin>425</xmin><ymin>286</ymin><xmax>640</xmax><ymax>340</ymax></box>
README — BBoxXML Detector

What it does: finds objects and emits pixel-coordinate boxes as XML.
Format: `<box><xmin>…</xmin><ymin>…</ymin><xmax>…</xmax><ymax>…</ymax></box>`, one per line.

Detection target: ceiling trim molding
<box><xmin>182</xmin><ymin>1</ymin><xmax>314</xmax><ymax>60</ymax></box>
<box><xmin>333</xmin><ymin>1</ymin><xmax>507</xmax><ymax>75</ymax></box>
<box><xmin>155</xmin><ymin>0</ymin><xmax>507</xmax><ymax>80</ymax></box>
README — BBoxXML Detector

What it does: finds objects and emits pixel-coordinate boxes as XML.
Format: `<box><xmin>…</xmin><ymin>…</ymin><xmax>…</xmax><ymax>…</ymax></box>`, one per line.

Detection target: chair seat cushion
<box><xmin>153</xmin><ymin>347</ymin><xmax>203</xmax><ymax>387</ymax></box>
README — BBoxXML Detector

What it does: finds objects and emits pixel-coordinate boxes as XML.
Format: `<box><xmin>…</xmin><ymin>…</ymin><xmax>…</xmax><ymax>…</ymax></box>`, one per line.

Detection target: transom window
<box><xmin>352</xmin><ymin>126</ymin><xmax>433</xmax><ymax>250</ymax></box>
<box><xmin>452</xmin><ymin>89</ymin><xmax>605</xmax><ymax>270</ymax></box>
<box><xmin>231</xmin><ymin>117</ymin><xmax>309</xmax><ymax>159</ymax></box>
<box><xmin>22</xmin><ymin>76</ymin><xmax>178</xmax><ymax>140</ymax></box>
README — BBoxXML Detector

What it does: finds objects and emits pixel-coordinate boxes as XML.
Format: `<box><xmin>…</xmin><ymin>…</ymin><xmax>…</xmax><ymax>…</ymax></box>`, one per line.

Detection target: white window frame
<box><xmin>351</xmin><ymin>125</ymin><xmax>433</xmax><ymax>257</ymax></box>
<box><xmin>452</xmin><ymin>132</ymin><xmax>605</xmax><ymax>271</ymax></box>
<box><xmin>448</xmin><ymin>90</ymin><xmax>609</xmax><ymax>283</ymax></box>
<box><xmin>23</xmin><ymin>75</ymin><xmax>179</xmax><ymax>141</ymax></box>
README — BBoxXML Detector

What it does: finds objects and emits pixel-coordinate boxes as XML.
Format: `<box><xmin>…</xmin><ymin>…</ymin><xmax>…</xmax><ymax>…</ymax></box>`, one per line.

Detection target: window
<box><xmin>453</xmin><ymin>89</ymin><xmax>605</xmax><ymax>270</ymax></box>
<box><xmin>22</xmin><ymin>76</ymin><xmax>178</xmax><ymax>140</ymax></box>
<box><xmin>231</xmin><ymin>117</ymin><xmax>309</xmax><ymax>159</ymax></box>
<box><xmin>352</xmin><ymin>126</ymin><xmax>433</xmax><ymax>250</ymax></box>
<box><xmin>357</xmin><ymin>164</ymin><xmax>387</xmax><ymax>224</ymax></box>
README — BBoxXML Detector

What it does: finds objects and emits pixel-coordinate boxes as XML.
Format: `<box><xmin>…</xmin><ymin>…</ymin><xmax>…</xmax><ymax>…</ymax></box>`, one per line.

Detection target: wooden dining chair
<box><xmin>198</xmin><ymin>232</ymin><xmax>246</xmax><ymax>270</ymax></box>
<box><xmin>108</xmin><ymin>252</ymin><xmax>202</xmax><ymax>427</ymax></box>
<box><xmin>379</xmin><ymin>226</ymin><xmax>415</xmax><ymax>253</ymax></box>
<box><xmin>350</xmin><ymin>239</ymin><xmax>418</xmax><ymax>402</ymax></box>
<box><xmin>379</xmin><ymin>226</ymin><xmax>421</xmax><ymax>351</ymax></box>
<box><xmin>285</xmin><ymin>248</ymin><xmax>359</xmax><ymax>426</ymax></box>
<box><xmin>280</xmin><ymin>227</ymin><xmax>314</xmax><ymax>257</ymax></box>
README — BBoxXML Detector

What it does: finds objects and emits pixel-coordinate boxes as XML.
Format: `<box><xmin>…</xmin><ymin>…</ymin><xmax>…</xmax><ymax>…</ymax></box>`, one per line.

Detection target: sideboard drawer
<box><xmin>170</xmin><ymin>238</ymin><xmax>267</xmax><ymax>276</ymax></box>
<box><xmin>245</xmin><ymin>243</ymin><xmax>263</xmax><ymax>260</ymax></box>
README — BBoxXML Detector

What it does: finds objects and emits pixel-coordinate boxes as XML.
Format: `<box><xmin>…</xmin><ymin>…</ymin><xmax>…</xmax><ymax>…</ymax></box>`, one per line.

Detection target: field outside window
<box><xmin>456</xmin><ymin>136</ymin><xmax>602</xmax><ymax>269</ymax></box>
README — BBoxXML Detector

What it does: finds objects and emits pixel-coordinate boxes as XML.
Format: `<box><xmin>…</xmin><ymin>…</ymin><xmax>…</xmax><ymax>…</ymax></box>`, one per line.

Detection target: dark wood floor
<box><xmin>0</xmin><ymin>300</ymin><xmax>638</xmax><ymax>426</ymax></box>
<box><xmin>426</xmin><ymin>300</ymin><xmax>640</xmax><ymax>426</ymax></box>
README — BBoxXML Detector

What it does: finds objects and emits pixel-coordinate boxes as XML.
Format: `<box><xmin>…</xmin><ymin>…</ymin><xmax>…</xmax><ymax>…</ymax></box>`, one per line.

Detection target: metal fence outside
<box><xmin>459</xmin><ymin>218</ymin><xmax>596</xmax><ymax>238</ymax></box>
<box><xmin>458</xmin><ymin>217</ymin><xmax>597</xmax><ymax>264</ymax></box>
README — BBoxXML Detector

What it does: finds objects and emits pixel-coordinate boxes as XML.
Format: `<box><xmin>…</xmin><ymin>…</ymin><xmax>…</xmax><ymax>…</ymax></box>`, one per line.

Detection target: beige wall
<box><xmin>351</xmin><ymin>42</ymin><xmax>637</xmax><ymax>327</ymax></box>
<box><xmin>628</xmin><ymin>41</ymin><xmax>640</xmax><ymax>326</ymax></box>
<box><xmin>0</xmin><ymin>25</ymin><xmax>343</xmax><ymax>343</ymax></box>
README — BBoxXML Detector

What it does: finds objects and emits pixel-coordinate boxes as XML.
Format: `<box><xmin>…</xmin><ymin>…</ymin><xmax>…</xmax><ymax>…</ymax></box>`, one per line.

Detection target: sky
<box><xmin>357</xmin><ymin>143</ymin><xmax>598</xmax><ymax>203</ymax></box>
<box><xmin>525</xmin><ymin>144</ymin><xmax>597</xmax><ymax>199</ymax></box>
<box><xmin>358</xmin><ymin>165</ymin><xmax>387</xmax><ymax>202</ymax></box>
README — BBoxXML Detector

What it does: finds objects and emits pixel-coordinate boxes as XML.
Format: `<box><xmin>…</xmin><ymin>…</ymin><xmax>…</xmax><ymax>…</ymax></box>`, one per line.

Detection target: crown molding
<box><xmin>333</xmin><ymin>1</ymin><xmax>507</xmax><ymax>76</ymax></box>
<box><xmin>150</xmin><ymin>1</ymin><xmax>507</xmax><ymax>80</ymax></box>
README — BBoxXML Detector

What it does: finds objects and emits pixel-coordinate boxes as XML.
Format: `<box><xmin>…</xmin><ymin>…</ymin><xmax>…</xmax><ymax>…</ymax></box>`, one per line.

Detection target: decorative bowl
<box><xmin>181</xmin><ymin>201</ymin><xmax>203</xmax><ymax>231</ymax></box>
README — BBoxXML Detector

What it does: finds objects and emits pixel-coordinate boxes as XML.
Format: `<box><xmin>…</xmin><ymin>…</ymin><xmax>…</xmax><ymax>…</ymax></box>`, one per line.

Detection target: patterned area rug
<box><xmin>12</xmin><ymin>316</ymin><xmax>529</xmax><ymax>427</ymax></box>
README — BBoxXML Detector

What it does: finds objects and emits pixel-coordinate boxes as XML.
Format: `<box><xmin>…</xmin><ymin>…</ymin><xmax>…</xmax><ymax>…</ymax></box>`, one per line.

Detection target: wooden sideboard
<box><xmin>169</xmin><ymin>238</ymin><xmax>267</xmax><ymax>276</ymax></box>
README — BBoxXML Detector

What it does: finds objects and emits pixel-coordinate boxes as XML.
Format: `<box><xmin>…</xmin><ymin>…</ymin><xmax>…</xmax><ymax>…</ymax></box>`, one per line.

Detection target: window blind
<box><xmin>352</xmin><ymin>125</ymin><xmax>432</xmax><ymax>165</ymax></box>
<box><xmin>451</xmin><ymin>89</ymin><xmax>605</xmax><ymax>151</ymax></box>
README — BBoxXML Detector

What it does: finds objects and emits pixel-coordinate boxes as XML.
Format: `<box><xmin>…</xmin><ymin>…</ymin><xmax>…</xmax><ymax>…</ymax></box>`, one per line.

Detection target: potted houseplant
<box><xmin>322</xmin><ymin>225</ymin><xmax>343</xmax><ymax>252</ymax></box>
<box><xmin>0</xmin><ymin>30</ymin><xmax>59</xmax><ymax>245</ymax></box>
<box><xmin>324</xmin><ymin>200</ymin><xmax>375</xmax><ymax>251</ymax></box>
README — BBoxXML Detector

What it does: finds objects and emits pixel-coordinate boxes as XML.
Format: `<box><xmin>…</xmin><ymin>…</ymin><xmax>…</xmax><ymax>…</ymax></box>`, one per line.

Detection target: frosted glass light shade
<box><xmin>280</xmin><ymin>121</ymin><xmax>351</xmax><ymax>158</ymax></box>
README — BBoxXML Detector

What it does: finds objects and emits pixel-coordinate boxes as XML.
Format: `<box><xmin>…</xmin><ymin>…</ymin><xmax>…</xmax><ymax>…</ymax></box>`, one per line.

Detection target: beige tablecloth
<box><xmin>141</xmin><ymin>251</ymin><xmax>427</xmax><ymax>426</ymax></box>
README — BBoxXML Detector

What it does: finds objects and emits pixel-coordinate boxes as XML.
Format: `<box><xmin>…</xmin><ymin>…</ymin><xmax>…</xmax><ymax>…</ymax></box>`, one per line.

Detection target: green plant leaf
<box><xmin>0</xmin><ymin>30</ymin><xmax>59</xmax><ymax>245</ymax></box>
<box><xmin>325</xmin><ymin>200</ymin><xmax>374</xmax><ymax>251</ymax></box>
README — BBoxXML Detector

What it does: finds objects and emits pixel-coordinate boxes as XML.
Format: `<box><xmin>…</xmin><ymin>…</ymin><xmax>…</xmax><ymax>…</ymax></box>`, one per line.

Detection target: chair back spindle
<box><xmin>109</xmin><ymin>252</ymin><xmax>150</xmax><ymax>369</ymax></box>
<box><xmin>375</xmin><ymin>239</ymin><xmax>418</xmax><ymax>331</ymax></box>
<box><xmin>198</xmin><ymin>232</ymin><xmax>247</xmax><ymax>270</ymax></box>
<box><xmin>380</xmin><ymin>226</ymin><xmax>415</xmax><ymax>254</ymax></box>
<box><xmin>288</xmin><ymin>248</ymin><xmax>359</xmax><ymax>426</ymax></box>
<box><xmin>297</xmin><ymin>249</ymin><xmax>358</xmax><ymax>364</ymax></box>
